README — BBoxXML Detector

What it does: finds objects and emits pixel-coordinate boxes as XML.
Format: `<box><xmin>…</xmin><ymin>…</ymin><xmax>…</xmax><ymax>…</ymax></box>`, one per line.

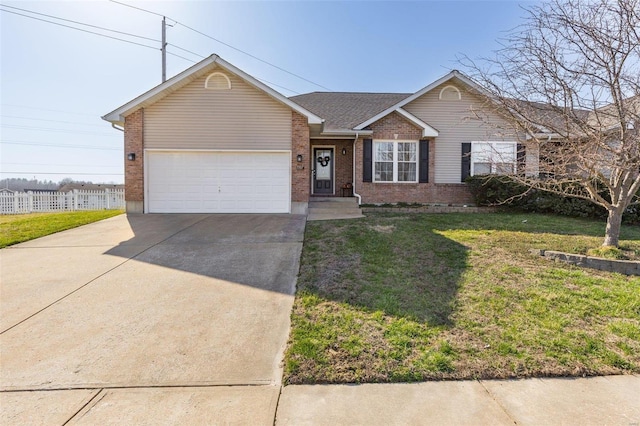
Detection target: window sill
<box><xmin>372</xmin><ymin>181</ymin><xmax>420</xmax><ymax>184</ymax></box>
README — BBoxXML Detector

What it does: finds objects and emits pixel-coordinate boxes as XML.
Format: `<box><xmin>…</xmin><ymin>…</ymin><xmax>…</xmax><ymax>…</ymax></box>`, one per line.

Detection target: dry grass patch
<box><xmin>284</xmin><ymin>212</ymin><xmax>640</xmax><ymax>384</ymax></box>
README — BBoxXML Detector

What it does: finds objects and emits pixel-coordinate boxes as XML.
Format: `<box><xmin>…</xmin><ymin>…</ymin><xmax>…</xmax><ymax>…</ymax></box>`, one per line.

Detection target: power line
<box><xmin>2</xmin><ymin>2</ymin><xmax>313</xmax><ymax>96</ymax></box>
<box><xmin>108</xmin><ymin>0</ymin><xmax>332</xmax><ymax>91</ymax></box>
<box><xmin>1</xmin><ymin>140</ymin><xmax>121</xmax><ymax>150</ymax></box>
<box><xmin>3</xmin><ymin>162</ymin><xmax>121</xmax><ymax>168</ymax></box>
<box><xmin>1</xmin><ymin>104</ymin><xmax>97</xmax><ymax>117</ymax></box>
<box><xmin>255</xmin><ymin>78</ymin><xmax>300</xmax><ymax>96</ymax></box>
<box><xmin>1</xmin><ymin>124</ymin><xmax>116</xmax><ymax>137</ymax></box>
<box><xmin>166</xmin><ymin>50</ymin><xmax>198</xmax><ymax>64</ymax></box>
<box><xmin>177</xmin><ymin>22</ymin><xmax>332</xmax><ymax>91</ymax></box>
<box><xmin>167</xmin><ymin>43</ymin><xmax>205</xmax><ymax>59</ymax></box>
<box><xmin>1</xmin><ymin>115</ymin><xmax>105</xmax><ymax>128</ymax></box>
<box><xmin>0</xmin><ymin>3</ymin><xmax>161</xmax><ymax>42</ymax></box>
<box><xmin>109</xmin><ymin>0</ymin><xmax>170</xmax><ymax>20</ymax></box>
<box><xmin>0</xmin><ymin>8</ymin><xmax>159</xmax><ymax>51</ymax></box>
<box><xmin>163</xmin><ymin>47</ymin><xmax>300</xmax><ymax>94</ymax></box>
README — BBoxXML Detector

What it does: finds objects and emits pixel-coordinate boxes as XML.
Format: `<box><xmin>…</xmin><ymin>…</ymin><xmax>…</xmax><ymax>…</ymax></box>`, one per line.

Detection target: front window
<box><xmin>374</xmin><ymin>141</ymin><xmax>418</xmax><ymax>182</ymax></box>
<box><xmin>471</xmin><ymin>142</ymin><xmax>517</xmax><ymax>176</ymax></box>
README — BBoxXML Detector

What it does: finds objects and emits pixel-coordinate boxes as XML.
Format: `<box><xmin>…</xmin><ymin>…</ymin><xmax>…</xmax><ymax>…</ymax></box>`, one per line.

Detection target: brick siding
<box><xmin>291</xmin><ymin>111</ymin><xmax>310</xmax><ymax>202</ymax></box>
<box><xmin>354</xmin><ymin>113</ymin><xmax>474</xmax><ymax>205</ymax></box>
<box><xmin>124</xmin><ymin>109</ymin><xmax>144</xmax><ymax>203</ymax></box>
<box><xmin>370</xmin><ymin>111</ymin><xmax>423</xmax><ymax>140</ymax></box>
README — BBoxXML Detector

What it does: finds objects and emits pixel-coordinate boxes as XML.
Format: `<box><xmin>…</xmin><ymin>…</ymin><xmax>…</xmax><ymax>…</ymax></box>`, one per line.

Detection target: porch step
<box><xmin>307</xmin><ymin>197</ymin><xmax>364</xmax><ymax>221</ymax></box>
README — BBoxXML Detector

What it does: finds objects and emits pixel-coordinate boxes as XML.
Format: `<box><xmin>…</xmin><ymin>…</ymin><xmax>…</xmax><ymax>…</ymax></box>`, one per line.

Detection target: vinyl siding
<box><xmin>144</xmin><ymin>66</ymin><xmax>292</xmax><ymax>150</ymax></box>
<box><xmin>404</xmin><ymin>81</ymin><xmax>519</xmax><ymax>183</ymax></box>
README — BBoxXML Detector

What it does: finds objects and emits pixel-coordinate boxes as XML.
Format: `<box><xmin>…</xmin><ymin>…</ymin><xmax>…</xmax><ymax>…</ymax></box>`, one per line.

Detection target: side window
<box><xmin>470</xmin><ymin>142</ymin><xmax>517</xmax><ymax>176</ymax></box>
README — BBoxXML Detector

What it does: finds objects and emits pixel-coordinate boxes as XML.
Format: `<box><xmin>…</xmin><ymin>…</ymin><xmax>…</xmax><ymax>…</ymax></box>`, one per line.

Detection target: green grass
<box><xmin>0</xmin><ymin>210</ymin><xmax>124</xmax><ymax>248</ymax></box>
<box><xmin>284</xmin><ymin>212</ymin><xmax>640</xmax><ymax>384</ymax></box>
<box><xmin>587</xmin><ymin>246</ymin><xmax>635</xmax><ymax>260</ymax></box>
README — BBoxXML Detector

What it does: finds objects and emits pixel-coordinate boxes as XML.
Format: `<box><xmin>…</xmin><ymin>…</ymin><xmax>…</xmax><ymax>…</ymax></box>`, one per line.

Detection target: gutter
<box><xmin>320</xmin><ymin>129</ymin><xmax>373</xmax><ymax>137</ymax></box>
<box><xmin>352</xmin><ymin>132</ymin><xmax>362</xmax><ymax>205</ymax></box>
<box><xmin>526</xmin><ymin>132</ymin><xmax>562</xmax><ymax>140</ymax></box>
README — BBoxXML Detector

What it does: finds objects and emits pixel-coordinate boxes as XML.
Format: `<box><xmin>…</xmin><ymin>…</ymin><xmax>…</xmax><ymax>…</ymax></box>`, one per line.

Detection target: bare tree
<box><xmin>463</xmin><ymin>0</ymin><xmax>640</xmax><ymax>247</ymax></box>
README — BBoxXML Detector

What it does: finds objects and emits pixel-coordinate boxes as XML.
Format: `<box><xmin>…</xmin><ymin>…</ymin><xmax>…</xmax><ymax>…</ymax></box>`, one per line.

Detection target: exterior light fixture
<box><xmin>296</xmin><ymin>154</ymin><xmax>303</xmax><ymax>162</ymax></box>
<box><xmin>342</xmin><ymin>148</ymin><xmax>347</xmax><ymax>155</ymax></box>
<box><xmin>127</xmin><ymin>153</ymin><xmax>136</xmax><ymax>161</ymax></box>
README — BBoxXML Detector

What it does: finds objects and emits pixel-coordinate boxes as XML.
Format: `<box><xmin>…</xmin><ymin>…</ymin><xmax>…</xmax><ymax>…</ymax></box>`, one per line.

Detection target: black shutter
<box><xmin>461</xmin><ymin>142</ymin><xmax>471</xmax><ymax>182</ymax></box>
<box><xmin>363</xmin><ymin>139</ymin><xmax>372</xmax><ymax>182</ymax></box>
<box><xmin>517</xmin><ymin>143</ymin><xmax>526</xmax><ymax>175</ymax></box>
<box><xmin>419</xmin><ymin>140</ymin><xmax>429</xmax><ymax>183</ymax></box>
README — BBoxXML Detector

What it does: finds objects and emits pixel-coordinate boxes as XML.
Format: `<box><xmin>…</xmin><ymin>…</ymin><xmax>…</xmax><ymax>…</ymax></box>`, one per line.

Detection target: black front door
<box><xmin>313</xmin><ymin>148</ymin><xmax>333</xmax><ymax>194</ymax></box>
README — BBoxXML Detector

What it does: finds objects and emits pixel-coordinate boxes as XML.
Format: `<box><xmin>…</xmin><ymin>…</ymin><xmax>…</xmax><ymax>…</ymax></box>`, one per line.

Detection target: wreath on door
<box><xmin>317</xmin><ymin>156</ymin><xmax>330</xmax><ymax>167</ymax></box>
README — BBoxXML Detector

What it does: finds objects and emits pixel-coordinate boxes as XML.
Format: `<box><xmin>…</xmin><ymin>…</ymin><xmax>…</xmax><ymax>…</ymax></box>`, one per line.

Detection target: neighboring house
<box><xmin>58</xmin><ymin>183</ymin><xmax>124</xmax><ymax>192</ymax></box>
<box><xmin>21</xmin><ymin>189</ymin><xmax>58</xmax><ymax>193</ymax></box>
<box><xmin>102</xmin><ymin>55</ymin><xmax>537</xmax><ymax>214</ymax></box>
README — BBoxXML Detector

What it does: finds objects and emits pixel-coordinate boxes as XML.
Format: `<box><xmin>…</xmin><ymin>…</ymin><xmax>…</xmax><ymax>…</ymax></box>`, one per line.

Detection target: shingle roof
<box><xmin>510</xmin><ymin>99</ymin><xmax>592</xmax><ymax>133</ymax></box>
<box><xmin>290</xmin><ymin>92</ymin><xmax>411</xmax><ymax>131</ymax></box>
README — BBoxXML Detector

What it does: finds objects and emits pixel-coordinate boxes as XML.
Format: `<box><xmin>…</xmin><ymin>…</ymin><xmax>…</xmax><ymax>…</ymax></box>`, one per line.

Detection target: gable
<box><xmin>404</xmin><ymin>80</ymin><xmax>519</xmax><ymax>184</ymax></box>
<box><xmin>103</xmin><ymin>55</ymin><xmax>322</xmax><ymax>127</ymax></box>
<box><xmin>404</xmin><ymin>80</ymin><xmax>517</xmax><ymax>138</ymax></box>
<box><xmin>144</xmin><ymin>67</ymin><xmax>292</xmax><ymax>150</ymax></box>
<box><xmin>369</xmin><ymin>111</ymin><xmax>423</xmax><ymax>140</ymax></box>
<box><xmin>290</xmin><ymin>92</ymin><xmax>410</xmax><ymax>132</ymax></box>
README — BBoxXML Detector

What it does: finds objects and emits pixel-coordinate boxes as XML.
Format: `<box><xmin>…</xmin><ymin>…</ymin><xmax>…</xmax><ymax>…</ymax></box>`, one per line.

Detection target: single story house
<box><xmin>103</xmin><ymin>55</ymin><xmax>537</xmax><ymax>214</ymax></box>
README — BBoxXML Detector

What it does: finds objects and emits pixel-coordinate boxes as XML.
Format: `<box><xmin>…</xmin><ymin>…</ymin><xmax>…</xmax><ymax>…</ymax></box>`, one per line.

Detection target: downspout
<box><xmin>111</xmin><ymin>123</ymin><xmax>124</xmax><ymax>132</ymax></box>
<box><xmin>352</xmin><ymin>132</ymin><xmax>362</xmax><ymax>205</ymax></box>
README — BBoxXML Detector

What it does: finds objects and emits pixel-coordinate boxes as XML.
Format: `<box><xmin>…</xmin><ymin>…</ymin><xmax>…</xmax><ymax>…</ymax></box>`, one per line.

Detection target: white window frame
<box><xmin>470</xmin><ymin>141</ymin><xmax>518</xmax><ymax>176</ymax></box>
<box><xmin>373</xmin><ymin>140</ymin><xmax>419</xmax><ymax>183</ymax></box>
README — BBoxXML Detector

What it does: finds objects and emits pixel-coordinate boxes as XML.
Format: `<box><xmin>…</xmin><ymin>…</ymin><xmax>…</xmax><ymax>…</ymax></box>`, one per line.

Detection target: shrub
<box><xmin>466</xmin><ymin>175</ymin><xmax>640</xmax><ymax>224</ymax></box>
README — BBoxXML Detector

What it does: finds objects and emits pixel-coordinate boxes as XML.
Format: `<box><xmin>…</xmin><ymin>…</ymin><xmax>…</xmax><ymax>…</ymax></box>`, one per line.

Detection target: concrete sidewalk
<box><xmin>276</xmin><ymin>375</ymin><xmax>640</xmax><ymax>425</ymax></box>
<box><xmin>2</xmin><ymin>215</ymin><xmax>638</xmax><ymax>425</ymax></box>
<box><xmin>0</xmin><ymin>214</ymin><xmax>304</xmax><ymax>425</ymax></box>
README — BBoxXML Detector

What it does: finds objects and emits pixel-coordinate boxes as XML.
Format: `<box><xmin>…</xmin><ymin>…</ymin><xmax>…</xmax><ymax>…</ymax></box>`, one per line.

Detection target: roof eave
<box><xmin>102</xmin><ymin>54</ymin><xmax>324</xmax><ymax>126</ymax></box>
<box><xmin>320</xmin><ymin>129</ymin><xmax>374</xmax><ymax>136</ymax></box>
<box><xmin>526</xmin><ymin>132</ymin><xmax>565</xmax><ymax>140</ymax></box>
<box><xmin>216</xmin><ymin>58</ymin><xmax>323</xmax><ymax>125</ymax></box>
<box><xmin>395</xmin><ymin>108</ymin><xmax>439</xmax><ymax>137</ymax></box>
<box><xmin>354</xmin><ymin>70</ymin><xmax>488</xmax><ymax>131</ymax></box>
<box><xmin>102</xmin><ymin>55</ymin><xmax>220</xmax><ymax>125</ymax></box>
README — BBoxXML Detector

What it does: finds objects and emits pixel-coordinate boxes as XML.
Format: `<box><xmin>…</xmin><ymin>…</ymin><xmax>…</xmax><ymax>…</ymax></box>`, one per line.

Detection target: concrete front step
<box><xmin>308</xmin><ymin>205</ymin><xmax>361</xmax><ymax>213</ymax></box>
<box><xmin>309</xmin><ymin>197</ymin><xmax>357</xmax><ymax>203</ymax></box>
<box><xmin>307</xmin><ymin>197</ymin><xmax>363</xmax><ymax>221</ymax></box>
<box><xmin>307</xmin><ymin>213</ymin><xmax>365</xmax><ymax>221</ymax></box>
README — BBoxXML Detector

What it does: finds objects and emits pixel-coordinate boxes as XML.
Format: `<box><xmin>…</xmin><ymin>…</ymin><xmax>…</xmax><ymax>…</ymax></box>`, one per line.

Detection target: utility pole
<box><xmin>161</xmin><ymin>16</ymin><xmax>167</xmax><ymax>83</ymax></box>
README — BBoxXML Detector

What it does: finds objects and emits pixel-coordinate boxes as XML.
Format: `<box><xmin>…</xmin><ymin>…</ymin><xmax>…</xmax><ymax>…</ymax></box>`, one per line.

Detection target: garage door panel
<box><xmin>201</xmin><ymin>185</ymin><xmax>219</xmax><ymax>194</ymax></box>
<box><xmin>148</xmin><ymin>151</ymin><xmax>290</xmax><ymax>213</ymax></box>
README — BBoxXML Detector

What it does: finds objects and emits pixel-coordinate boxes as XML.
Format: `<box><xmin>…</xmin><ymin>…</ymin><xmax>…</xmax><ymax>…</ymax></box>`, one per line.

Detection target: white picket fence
<box><xmin>0</xmin><ymin>189</ymin><xmax>125</xmax><ymax>214</ymax></box>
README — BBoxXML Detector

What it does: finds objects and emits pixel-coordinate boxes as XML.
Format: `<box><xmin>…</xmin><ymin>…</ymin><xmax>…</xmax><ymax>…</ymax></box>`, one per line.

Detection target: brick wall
<box><xmin>291</xmin><ymin>111</ymin><xmax>310</xmax><ymax>202</ymax></box>
<box><xmin>311</xmin><ymin>139</ymin><xmax>354</xmax><ymax>195</ymax></box>
<box><xmin>369</xmin><ymin>111</ymin><xmax>423</xmax><ymax>140</ymax></box>
<box><xmin>124</xmin><ymin>109</ymin><xmax>144</xmax><ymax>203</ymax></box>
<box><xmin>354</xmin><ymin>113</ymin><xmax>474</xmax><ymax>205</ymax></box>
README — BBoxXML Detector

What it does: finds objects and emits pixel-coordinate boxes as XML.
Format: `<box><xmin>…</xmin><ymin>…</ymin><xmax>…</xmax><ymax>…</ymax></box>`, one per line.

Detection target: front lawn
<box><xmin>0</xmin><ymin>210</ymin><xmax>124</xmax><ymax>248</ymax></box>
<box><xmin>285</xmin><ymin>212</ymin><xmax>640</xmax><ymax>383</ymax></box>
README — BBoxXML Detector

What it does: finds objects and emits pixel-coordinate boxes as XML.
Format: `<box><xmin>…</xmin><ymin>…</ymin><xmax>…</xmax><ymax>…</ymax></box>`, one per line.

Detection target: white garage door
<box><xmin>147</xmin><ymin>151</ymin><xmax>290</xmax><ymax>213</ymax></box>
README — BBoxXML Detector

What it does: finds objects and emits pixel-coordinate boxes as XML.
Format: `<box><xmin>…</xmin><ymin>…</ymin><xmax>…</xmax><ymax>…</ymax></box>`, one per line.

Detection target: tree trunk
<box><xmin>602</xmin><ymin>208</ymin><xmax>624</xmax><ymax>247</ymax></box>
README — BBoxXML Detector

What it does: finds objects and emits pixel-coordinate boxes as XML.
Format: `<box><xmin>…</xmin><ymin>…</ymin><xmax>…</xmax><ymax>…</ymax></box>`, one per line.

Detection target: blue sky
<box><xmin>0</xmin><ymin>0</ymin><xmax>530</xmax><ymax>184</ymax></box>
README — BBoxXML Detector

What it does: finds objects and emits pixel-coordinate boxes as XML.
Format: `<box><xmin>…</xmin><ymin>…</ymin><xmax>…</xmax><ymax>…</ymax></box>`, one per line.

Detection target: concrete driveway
<box><xmin>0</xmin><ymin>213</ymin><xmax>305</xmax><ymax>424</ymax></box>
